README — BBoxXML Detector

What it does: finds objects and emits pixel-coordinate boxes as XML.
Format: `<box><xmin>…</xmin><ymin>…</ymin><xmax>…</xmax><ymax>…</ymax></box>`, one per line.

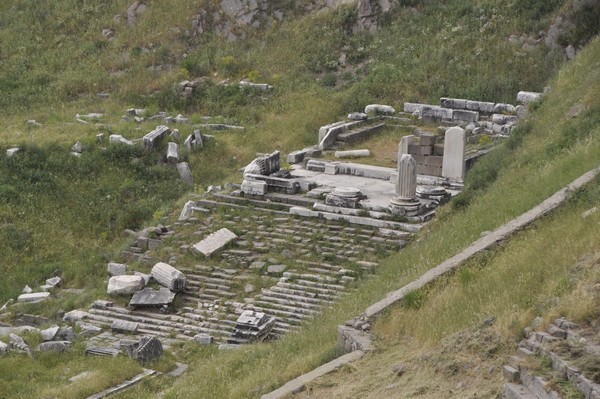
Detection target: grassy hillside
<box><xmin>1</xmin><ymin>0</ymin><xmax>598</xmax><ymax>398</ymax></box>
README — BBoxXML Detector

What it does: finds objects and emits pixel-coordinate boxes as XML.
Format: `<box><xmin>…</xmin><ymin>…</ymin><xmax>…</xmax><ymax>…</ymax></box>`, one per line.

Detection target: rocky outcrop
<box><xmin>545</xmin><ymin>0</ymin><xmax>600</xmax><ymax>60</ymax></box>
<box><xmin>192</xmin><ymin>0</ymin><xmax>395</xmax><ymax>41</ymax></box>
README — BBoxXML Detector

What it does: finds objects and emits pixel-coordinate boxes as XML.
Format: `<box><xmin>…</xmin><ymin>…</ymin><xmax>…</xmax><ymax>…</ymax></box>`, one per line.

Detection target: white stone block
<box><xmin>192</xmin><ymin>228</ymin><xmax>238</xmax><ymax>257</ymax></box>
<box><xmin>442</xmin><ymin>127</ymin><xmax>466</xmax><ymax>181</ymax></box>
<box><xmin>17</xmin><ymin>292</ymin><xmax>51</xmax><ymax>303</ymax></box>
<box><xmin>107</xmin><ymin>275</ymin><xmax>145</xmax><ymax>295</ymax></box>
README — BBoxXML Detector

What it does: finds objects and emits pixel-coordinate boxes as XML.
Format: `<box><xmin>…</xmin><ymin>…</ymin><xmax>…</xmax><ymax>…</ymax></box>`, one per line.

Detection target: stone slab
<box><xmin>129</xmin><ymin>288</ymin><xmax>176</xmax><ymax>308</ymax></box>
<box><xmin>17</xmin><ymin>292</ymin><xmax>50</xmax><ymax>303</ymax></box>
<box><xmin>192</xmin><ymin>228</ymin><xmax>238</xmax><ymax>257</ymax></box>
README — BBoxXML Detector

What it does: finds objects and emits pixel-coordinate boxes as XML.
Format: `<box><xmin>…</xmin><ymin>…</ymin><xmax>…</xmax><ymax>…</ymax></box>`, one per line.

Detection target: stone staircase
<box><xmin>81</xmin><ymin>195</ymin><xmax>415</xmax><ymax>344</ymax></box>
<box><xmin>502</xmin><ymin>318</ymin><xmax>600</xmax><ymax>399</ymax></box>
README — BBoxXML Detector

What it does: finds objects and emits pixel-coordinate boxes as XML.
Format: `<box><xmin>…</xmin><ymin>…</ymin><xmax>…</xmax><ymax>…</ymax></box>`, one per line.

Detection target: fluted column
<box><xmin>395</xmin><ymin>154</ymin><xmax>417</xmax><ymax>200</ymax></box>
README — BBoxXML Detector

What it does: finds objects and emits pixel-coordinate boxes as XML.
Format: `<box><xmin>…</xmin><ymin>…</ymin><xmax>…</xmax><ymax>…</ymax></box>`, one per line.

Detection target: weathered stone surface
<box><xmin>517</xmin><ymin>91</ymin><xmax>543</xmax><ymax>103</ymax></box>
<box><xmin>493</xmin><ymin>103</ymin><xmax>517</xmax><ymax>114</ymax></box>
<box><xmin>127</xmin><ymin>336</ymin><xmax>163</xmax><ymax>363</ymax></box>
<box><xmin>111</xmin><ymin>319</ymin><xmax>139</xmax><ymax>333</ymax></box>
<box><xmin>239</xmin><ymin>79</ymin><xmax>273</xmax><ymax>91</ymax></box>
<box><xmin>241</xmin><ymin>179</ymin><xmax>268</xmax><ymax>195</ymax></box>
<box><xmin>192</xmin><ymin>228</ymin><xmax>238</xmax><ymax>257</ymax></box>
<box><xmin>22</xmin><ymin>285</ymin><xmax>33</xmax><ymax>294</ymax></box>
<box><xmin>244</xmin><ymin>174</ymin><xmax>300</xmax><ymax>194</ymax></box>
<box><xmin>7</xmin><ymin>148</ymin><xmax>21</xmax><ymax>157</ymax></box>
<box><xmin>452</xmin><ymin>109</ymin><xmax>479</xmax><ymax>122</ymax></box>
<box><xmin>184</xmin><ymin>130</ymin><xmax>204</xmax><ymax>151</ymax></box>
<box><xmin>37</xmin><ymin>341</ymin><xmax>70</xmax><ymax>353</ymax></box>
<box><xmin>107</xmin><ymin>275</ymin><xmax>145</xmax><ymax>295</ymax></box>
<box><xmin>129</xmin><ymin>287</ymin><xmax>176</xmax><ymax>308</ymax></box>
<box><xmin>151</xmin><ymin>262</ymin><xmax>187</xmax><ymax>291</ymax></box>
<box><xmin>107</xmin><ymin>262</ymin><xmax>128</xmax><ymax>276</ymax></box>
<box><xmin>41</xmin><ymin>326</ymin><xmax>60</xmax><ymax>341</ymax></box>
<box><xmin>267</xmin><ymin>264</ymin><xmax>286</xmax><ymax>274</ymax></box>
<box><xmin>394</xmin><ymin>154</ymin><xmax>417</xmax><ymax>200</ymax></box>
<box><xmin>348</xmin><ymin>112</ymin><xmax>368</xmax><ymax>120</ymax></box>
<box><xmin>17</xmin><ymin>292</ymin><xmax>50</xmax><ymax>303</ymax></box>
<box><xmin>45</xmin><ymin>276</ymin><xmax>61</xmax><ymax>288</ymax></box>
<box><xmin>364</xmin><ymin>104</ymin><xmax>395</xmax><ymax>115</ymax></box>
<box><xmin>287</xmin><ymin>149</ymin><xmax>308</xmax><ymax>164</ymax></box>
<box><xmin>63</xmin><ymin>310</ymin><xmax>88</xmax><ymax>323</ymax></box>
<box><xmin>176</xmin><ymin>162</ymin><xmax>193</xmax><ymax>186</ymax></box>
<box><xmin>441</xmin><ymin>127</ymin><xmax>466</xmax><ymax>181</ymax></box>
<box><xmin>334</xmin><ymin>149</ymin><xmax>370</xmax><ymax>158</ymax></box>
<box><xmin>399</xmin><ymin>135</ymin><xmax>416</xmax><ymax>156</ymax></box>
<box><xmin>167</xmin><ymin>142</ymin><xmax>179</xmax><ymax>163</ymax></box>
<box><xmin>143</xmin><ymin>125</ymin><xmax>170</xmax><ymax>150</ymax></box>
<box><xmin>0</xmin><ymin>341</ymin><xmax>7</xmax><ymax>355</ymax></box>
<box><xmin>243</xmin><ymin>151</ymin><xmax>280</xmax><ymax>176</ymax></box>
<box><xmin>71</xmin><ymin>141</ymin><xmax>84</xmax><ymax>154</ymax></box>
<box><xmin>194</xmin><ymin>333</ymin><xmax>213</xmax><ymax>345</ymax></box>
<box><xmin>9</xmin><ymin>333</ymin><xmax>30</xmax><ymax>352</ymax></box>
<box><xmin>109</xmin><ymin>134</ymin><xmax>135</xmax><ymax>146</ymax></box>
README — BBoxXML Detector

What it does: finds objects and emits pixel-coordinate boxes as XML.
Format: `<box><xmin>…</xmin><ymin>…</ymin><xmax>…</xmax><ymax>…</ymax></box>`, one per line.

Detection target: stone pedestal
<box><xmin>325</xmin><ymin>187</ymin><xmax>363</xmax><ymax>208</ymax></box>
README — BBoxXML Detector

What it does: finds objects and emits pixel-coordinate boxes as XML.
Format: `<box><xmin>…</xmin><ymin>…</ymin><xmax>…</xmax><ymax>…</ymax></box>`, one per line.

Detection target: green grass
<box><xmin>155</xmin><ymin>34</ymin><xmax>600</xmax><ymax>398</ymax></box>
<box><xmin>0</xmin><ymin>0</ymin><xmax>596</xmax><ymax>397</ymax></box>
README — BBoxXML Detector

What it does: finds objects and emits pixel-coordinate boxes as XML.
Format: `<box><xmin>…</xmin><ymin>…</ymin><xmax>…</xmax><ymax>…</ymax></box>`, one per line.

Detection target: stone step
<box><xmin>293</xmin><ymin>278</ymin><xmax>346</xmax><ymax>290</ymax></box>
<box><xmin>85</xmin><ymin>310</ymin><xmax>231</xmax><ymax>338</ymax></box>
<box><xmin>254</xmin><ymin>300</ymin><xmax>320</xmax><ymax>316</ymax></box>
<box><xmin>182</xmin><ymin>292</ymin><xmax>220</xmax><ymax>302</ymax></box>
<box><xmin>245</xmin><ymin>305</ymin><xmax>306</xmax><ymax>323</ymax></box>
<box><xmin>282</xmin><ymin>272</ymin><xmax>340</xmax><ymax>284</ymax></box>
<box><xmin>259</xmin><ymin>291</ymin><xmax>324</xmax><ymax>310</ymax></box>
<box><xmin>266</xmin><ymin>287</ymin><xmax>334</xmax><ymax>304</ymax></box>
<box><xmin>186</xmin><ymin>280</ymin><xmax>231</xmax><ymax>291</ymax></box>
<box><xmin>272</xmin><ymin>284</ymin><xmax>339</xmax><ymax>300</ymax></box>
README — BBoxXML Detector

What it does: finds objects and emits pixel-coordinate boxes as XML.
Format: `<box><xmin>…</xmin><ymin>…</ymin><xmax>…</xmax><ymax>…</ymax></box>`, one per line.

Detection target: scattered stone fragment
<box><xmin>192</xmin><ymin>228</ymin><xmax>238</xmax><ymax>257</ymax></box>
<box><xmin>6</xmin><ymin>148</ymin><xmax>21</xmax><ymax>157</ymax></box>
<box><xmin>364</xmin><ymin>104</ymin><xmax>395</xmax><ymax>115</ymax></box>
<box><xmin>167</xmin><ymin>142</ymin><xmax>180</xmax><ymax>163</ymax></box>
<box><xmin>392</xmin><ymin>364</ymin><xmax>406</xmax><ymax>377</ymax></box>
<box><xmin>107</xmin><ymin>275</ymin><xmax>145</xmax><ymax>295</ymax></box>
<box><xmin>150</xmin><ymin>262</ymin><xmax>186</xmax><ymax>292</ymax></box>
<box><xmin>111</xmin><ymin>319</ymin><xmax>139</xmax><ymax>333</ymax></box>
<box><xmin>335</xmin><ymin>149</ymin><xmax>371</xmax><ymax>158</ymax></box>
<box><xmin>85</xmin><ymin>346</ymin><xmax>120</xmax><ymax>357</ymax></box>
<box><xmin>71</xmin><ymin>141</ymin><xmax>84</xmax><ymax>154</ymax></box>
<box><xmin>63</xmin><ymin>310</ymin><xmax>88</xmax><ymax>323</ymax></box>
<box><xmin>176</xmin><ymin>162</ymin><xmax>193</xmax><ymax>186</ymax></box>
<box><xmin>57</xmin><ymin>326</ymin><xmax>75</xmax><ymax>342</ymax></box>
<box><xmin>22</xmin><ymin>285</ymin><xmax>33</xmax><ymax>294</ymax></box>
<box><xmin>18</xmin><ymin>292</ymin><xmax>50</xmax><ymax>303</ymax></box>
<box><xmin>0</xmin><ymin>341</ymin><xmax>7</xmax><ymax>355</ymax></box>
<box><xmin>127</xmin><ymin>336</ymin><xmax>163</xmax><ymax>363</ymax></box>
<box><xmin>194</xmin><ymin>333</ymin><xmax>213</xmax><ymax>345</ymax></box>
<box><xmin>231</xmin><ymin>310</ymin><xmax>276</xmax><ymax>343</ymax></box>
<box><xmin>129</xmin><ymin>287</ymin><xmax>176</xmax><ymax>308</ymax></box>
<box><xmin>107</xmin><ymin>262</ymin><xmax>128</xmax><ymax>276</ymax></box>
<box><xmin>45</xmin><ymin>276</ymin><xmax>62</xmax><ymax>288</ymax></box>
<box><xmin>9</xmin><ymin>333</ymin><xmax>30</xmax><ymax>353</ymax></box>
<box><xmin>267</xmin><ymin>265</ymin><xmax>286</xmax><ymax>274</ymax></box>
<box><xmin>41</xmin><ymin>325</ymin><xmax>60</xmax><ymax>341</ymax></box>
<box><xmin>348</xmin><ymin>112</ymin><xmax>368</xmax><ymax>120</ymax></box>
<box><xmin>109</xmin><ymin>134</ymin><xmax>135</xmax><ymax>146</ymax></box>
<box><xmin>37</xmin><ymin>341</ymin><xmax>71</xmax><ymax>353</ymax></box>
<box><xmin>143</xmin><ymin>125</ymin><xmax>170</xmax><ymax>150</ymax></box>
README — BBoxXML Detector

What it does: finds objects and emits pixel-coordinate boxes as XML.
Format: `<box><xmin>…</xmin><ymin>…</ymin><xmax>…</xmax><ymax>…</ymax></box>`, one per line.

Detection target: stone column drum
<box><xmin>395</xmin><ymin>154</ymin><xmax>417</xmax><ymax>200</ymax></box>
<box><xmin>389</xmin><ymin>154</ymin><xmax>422</xmax><ymax>216</ymax></box>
